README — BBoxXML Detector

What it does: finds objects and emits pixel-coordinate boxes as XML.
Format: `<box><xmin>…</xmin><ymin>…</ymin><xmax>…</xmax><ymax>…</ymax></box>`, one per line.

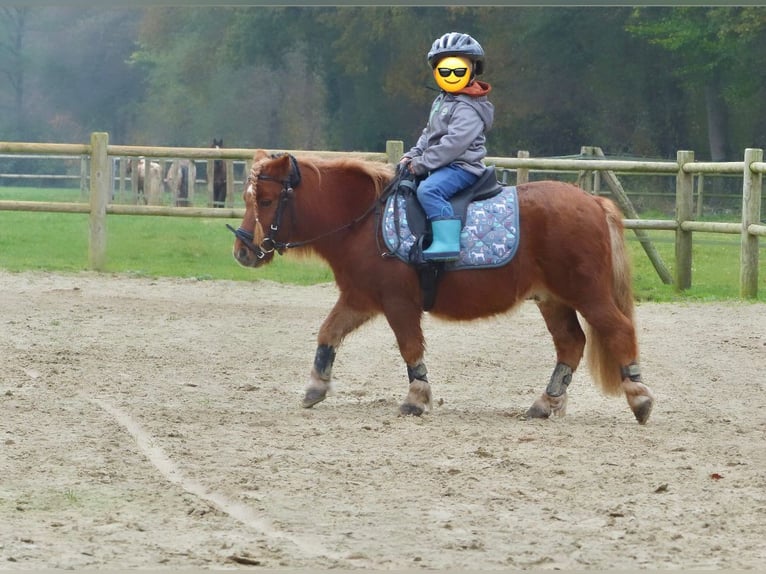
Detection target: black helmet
<box><xmin>427</xmin><ymin>32</ymin><xmax>485</xmax><ymax>76</ymax></box>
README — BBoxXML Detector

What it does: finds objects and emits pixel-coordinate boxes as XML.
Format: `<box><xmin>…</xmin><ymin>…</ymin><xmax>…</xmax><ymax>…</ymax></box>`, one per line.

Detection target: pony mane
<box><xmin>249</xmin><ymin>152</ymin><xmax>394</xmax><ymax>197</ymax></box>
<box><xmin>301</xmin><ymin>155</ymin><xmax>395</xmax><ymax>197</ymax></box>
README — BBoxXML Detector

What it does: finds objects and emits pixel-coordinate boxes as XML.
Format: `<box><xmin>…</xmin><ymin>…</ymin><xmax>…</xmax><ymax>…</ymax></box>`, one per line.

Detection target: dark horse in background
<box><xmin>230</xmin><ymin>151</ymin><xmax>655</xmax><ymax>424</ymax></box>
<box><xmin>212</xmin><ymin>138</ymin><xmax>227</xmax><ymax>208</ymax></box>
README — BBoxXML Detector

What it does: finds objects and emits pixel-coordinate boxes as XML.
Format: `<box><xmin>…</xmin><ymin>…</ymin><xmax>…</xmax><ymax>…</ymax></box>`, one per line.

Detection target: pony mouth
<box><xmin>233</xmin><ymin>244</ymin><xmax>271</xmax><ymax>267</ymax></box>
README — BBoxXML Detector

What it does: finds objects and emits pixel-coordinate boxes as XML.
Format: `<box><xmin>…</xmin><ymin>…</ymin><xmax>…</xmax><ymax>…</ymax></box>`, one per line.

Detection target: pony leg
<box><xmin>401</xmin><ymin>361</ymin><xmax>432</xmax><ymax>416</ymax></box>
<box><xmin>527</xmin><ymin>298</ymin><xmax>586</xmax><ymax>420</ymax></box>
<box><xmin>580</xmin><ymin>304</ymin><xmax>656</xmax><ymax>424</ymax></box>
<box><xmin>302</xmin><ymin>299</ymin><xmax>374</xmax><ymax>408</ymax></box>
<box><xmin>621</xmin><ymin>362</ymin><xmax>655</xmax><ymax>425</ymax></box>
<box><xmin>381</xmin><ymin>299</ymin><xmax>430</xmax><ymax>416</ymax></box>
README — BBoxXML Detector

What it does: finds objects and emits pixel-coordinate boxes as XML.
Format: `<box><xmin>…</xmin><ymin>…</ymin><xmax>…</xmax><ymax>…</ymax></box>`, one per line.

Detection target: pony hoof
<box><xmin>632</xmin><ymin>396</ymin><xmax>654</xmax><ymax>425</ymax></box>
<box><xmin>399</xmin><ymin>403</ymin><xmax>424</xmax><ymax>417</ymax></box>
<box><xmin>525</xmin><ymin>393</ymin><xmax>556</xmax><ymax>419</ymax></box>
<box><xmin>302</xmin><ymin>388</ymin><xmax>327</xmax><ymax>409</ymax></box>
<box><xmin>525</xmin><ymin>404</ymin><xmax>551</xmax><ymax>420</ymax></box>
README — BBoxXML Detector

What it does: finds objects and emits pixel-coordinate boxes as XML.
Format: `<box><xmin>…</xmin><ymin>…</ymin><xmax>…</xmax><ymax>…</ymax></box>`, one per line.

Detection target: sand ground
<box><xmin>1</xmin><ymin>270</ymin><xmax>765</xmax><ymax>570</ymax></box>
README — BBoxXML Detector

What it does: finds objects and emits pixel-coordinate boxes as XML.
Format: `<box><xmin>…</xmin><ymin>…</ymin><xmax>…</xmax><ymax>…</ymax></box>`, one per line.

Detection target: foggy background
<box><xmin>3</xmin><ymin>6</ymin><xmax>766</xmax><ymax>161</ymax></box>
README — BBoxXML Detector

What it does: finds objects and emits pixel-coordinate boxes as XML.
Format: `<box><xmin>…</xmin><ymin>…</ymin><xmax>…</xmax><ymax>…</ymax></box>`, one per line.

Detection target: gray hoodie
<box><xmin>403</xmin><ymin>80</ymin><xmax>494</xmax><ymax>177</ymax></box>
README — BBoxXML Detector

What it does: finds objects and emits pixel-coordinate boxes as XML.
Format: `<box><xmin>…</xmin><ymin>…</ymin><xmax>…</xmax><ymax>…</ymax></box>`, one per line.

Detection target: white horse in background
<box><xmin>126</xmin><ymin>158</ymin><xmax>163</xmax><ymax>205</ymax></box>
<box><xmin>165</xmin><ymin>159</ymin><xmax>197</xmax><ymax>207</ymax></box>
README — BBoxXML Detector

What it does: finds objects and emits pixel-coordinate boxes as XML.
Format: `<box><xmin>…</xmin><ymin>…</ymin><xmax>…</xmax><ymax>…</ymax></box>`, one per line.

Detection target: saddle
<box><xmin>397</xmin><ymin>166</ymin><xmax>503</xmax><ymax>239</ymax></box>
<box><xmin>381</xmin><ymin>166</ymin><xmax>519</xmax><ymax>311</ymax></box>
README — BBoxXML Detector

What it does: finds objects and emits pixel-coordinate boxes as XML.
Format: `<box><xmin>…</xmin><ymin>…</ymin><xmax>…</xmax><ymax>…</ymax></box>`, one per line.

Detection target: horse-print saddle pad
<box><xmin>382</xmin><ymin>185</ymin><xmax>520</xmax><ymax>270</ymax></box>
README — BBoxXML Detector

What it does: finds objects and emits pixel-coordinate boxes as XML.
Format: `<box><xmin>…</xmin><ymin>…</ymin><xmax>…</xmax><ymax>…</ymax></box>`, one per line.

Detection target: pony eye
<box><xmin>258</xmin><ymin>199</ymin><xmax>273</xmax><ymax>208</ymax></box>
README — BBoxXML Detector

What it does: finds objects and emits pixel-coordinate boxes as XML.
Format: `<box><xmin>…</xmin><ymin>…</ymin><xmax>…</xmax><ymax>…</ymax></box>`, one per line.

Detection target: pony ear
<box><xmin>272</xmin><ymin>153</ymin><xmax>292</xmax><ymax>176</ymax></box>
<box><xmin>253</xmin><ymin>149</ymin><xmax>269</xmax><ymax>162</ymax></box>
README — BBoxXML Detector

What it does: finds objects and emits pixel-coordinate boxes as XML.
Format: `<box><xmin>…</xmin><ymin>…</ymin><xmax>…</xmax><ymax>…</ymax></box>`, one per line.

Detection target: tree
<box><xmin>3</xmin><ymin>8</ymin><xmax>146</xmax><ymax>143</ymax></box>
<box><xmin>10</xmin><ymin>5</ymin><xmax>766</xmax><ymax>162</ymax></box>
<box><xmin>627</xmin><ymin>7</ymin><xmax>766</xmax><ymax>160</ymax></box>
<box><xmin>0</xmin><ymin>7</ymin><xmax>30</xmax><ymax>139</ymax></box>
<box><xmin>213</xmin><ymin>7</ymin><xmax>476</xmax><ymax>150</ymax></box>
<box><xmin>42</xmin><ymin>9</ymin><xmax>145</xmax><ymax>143</ymax></box>
<box><xmin>130</xmin><ymin>8</ymin><xmax>328</xmax><ymax>148</ymax></box>
<box><xmin>470</xmin><ymin>7</ymin><xmax>690</xmax><ymax>158</ymax></box>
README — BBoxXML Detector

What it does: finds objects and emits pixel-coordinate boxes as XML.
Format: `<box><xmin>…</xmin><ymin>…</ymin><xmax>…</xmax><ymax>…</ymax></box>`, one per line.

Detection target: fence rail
<box><xmin>0</xmin><ymin>133</ymin><xmax>763</xmax><ymax>298</ymax></box>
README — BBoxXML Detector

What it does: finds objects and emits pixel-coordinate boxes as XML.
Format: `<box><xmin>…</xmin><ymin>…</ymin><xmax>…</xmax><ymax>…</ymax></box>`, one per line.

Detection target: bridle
<box><xmin>227</xmin><ymin>153</ymin><xmax>384</xmax><ymax>260</ymax></box>
<box><xmin>226</xmin><ymin>153</ymin><xmax>302</xmax><ymax>260</ymax></box>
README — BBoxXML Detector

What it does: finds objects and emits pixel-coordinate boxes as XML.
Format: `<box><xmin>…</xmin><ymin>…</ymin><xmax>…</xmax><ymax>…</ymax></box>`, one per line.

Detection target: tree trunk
<box><xmin>0</xmin><ymin>8</ymin><xmax>29</xmax><ymax>138</ymax></box>
<box><xmin>705</xmin><ymin>76</ymin><xmax>729</xmax><ymax>161</ymax></box>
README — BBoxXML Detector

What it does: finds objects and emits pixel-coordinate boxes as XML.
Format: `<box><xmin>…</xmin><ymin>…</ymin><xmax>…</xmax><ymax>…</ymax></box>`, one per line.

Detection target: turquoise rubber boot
<box><xmin>423</xmin><ymin>218</ymin><xmax>462</xmax><ymax>261</ymax></box>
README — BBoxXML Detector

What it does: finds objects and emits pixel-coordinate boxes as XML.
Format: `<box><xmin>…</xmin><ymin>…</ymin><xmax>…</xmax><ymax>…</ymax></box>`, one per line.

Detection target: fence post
<box><xmin>206</xmin><ymin>159</ymin><xmax>215</xmax><ymax>207</ymax></box>
<box><xmin>89</xmin><ymin>132</ymin><xmax>109</xmax><ymax>271</ymax></box>
<box><xmin>695</xmin><ymin>174</ymin><xmax>704</xmax><ymax>218</ymax></box>
<box><xmin>386</xmin><ymin>140</ymin><xmax>404</xmax><ymax>165</ymax></box>
<box><xmin>118</xmin><ymin>156</ymin><xmax>127</xmax><ymax>203</ymax></box>
<box><xmin>740</xmin><ymin>147</ymin><xmax>762</xmax><ymax>298</ymax></box>
<box><xmin>675</xmin><ymin>150</ymin><xmax>694</xmax><ymax>291</ymax></box>
<box><xmin>516</xmin><ymin>150</ymin><xmax>529</xmax><ymax>184</ymax></box>
<box><xmin>80</xmin><ymin>156</ymin><xmax>88</xmax><ymax>201</ymax></box>
<box><xmin>577</xmin><ymin>146</ymin><xmax>598</xmax><ymax>193</ymax></box>
<box><xmin>224</xmin><ymin>160</ymin><xmax>235</xmax><ymax>208</ymax></box>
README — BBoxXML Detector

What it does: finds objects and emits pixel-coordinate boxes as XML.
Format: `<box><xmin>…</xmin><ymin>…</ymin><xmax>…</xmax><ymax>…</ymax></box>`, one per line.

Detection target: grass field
<box><xmin>1</xmin><ymin>186</ymin><xmax>763</xmax><ymax>301</ymax></box>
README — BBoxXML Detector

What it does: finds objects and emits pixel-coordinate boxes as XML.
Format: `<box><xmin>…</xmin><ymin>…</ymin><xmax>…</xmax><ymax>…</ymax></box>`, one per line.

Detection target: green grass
<box><xmin>0</xmin><ymin>210</ymin><xmax>333</xmax><ymax>284</ymax></box>
<box><xmin>0</xmin><ymin>186</ymin><xmax>84</xmax><ymax>203</ymax></box>
<box><xmin>1</xmin><ymin>186</ymin><xmax>763</xmax><ymax>299</ymax></box>
<box><xmin>626</xmin><ymin>230</ymin><xmax>765</xmax><ymax>302</ymax></box>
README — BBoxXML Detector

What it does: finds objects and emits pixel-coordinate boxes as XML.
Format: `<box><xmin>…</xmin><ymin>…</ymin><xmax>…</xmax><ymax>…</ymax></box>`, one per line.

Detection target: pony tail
<box><xmin>603</xmin><ymin>198</ymin><xmax>634</xmax><ymax>321</ymax></box>
<box><xmin>585</xmin><ymin>197</ymin><xmax>635</xmax><ymax>396</ymax></box>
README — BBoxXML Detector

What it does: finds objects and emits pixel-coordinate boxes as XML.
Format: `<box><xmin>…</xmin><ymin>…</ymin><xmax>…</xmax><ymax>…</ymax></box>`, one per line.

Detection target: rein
<box><xmin>227</xmin><ymin>153</ymin><xmax>389</xmax><ymax>259</ymax></box>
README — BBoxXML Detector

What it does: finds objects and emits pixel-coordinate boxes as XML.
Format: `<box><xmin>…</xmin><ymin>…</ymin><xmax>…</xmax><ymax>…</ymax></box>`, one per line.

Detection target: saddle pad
<box><xmin>382</xmin><ymin>185</ymin><xmax>520</xmax><ymax>270</ymax></box>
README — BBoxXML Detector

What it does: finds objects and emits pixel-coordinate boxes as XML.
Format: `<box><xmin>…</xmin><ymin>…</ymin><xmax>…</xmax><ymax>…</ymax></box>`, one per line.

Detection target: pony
<box><xmin>230</xmin><ymin>151</ymin><xmax>656</xmax><ymax>424</ymax></box>
<box><xmin>212</xmin><ymin>138</ymin><xmax>227</xmax><ymax>207</ymax></box>
<box><xmin>125</xmin><ymin>157</ymin><xmax>162</xmax><ymax>205</ymax></box>
<box><xmin>165</xmin><ymin>159</ymin><xmax>197</xmax><ymax>207</ymax></box>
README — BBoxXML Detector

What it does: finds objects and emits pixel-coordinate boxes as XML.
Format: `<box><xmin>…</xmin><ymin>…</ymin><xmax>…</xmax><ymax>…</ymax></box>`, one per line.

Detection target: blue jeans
<box><xmin>416</xmin><ymin>164</ymin><xmax>479</xmax><ymax>220</ymax></box>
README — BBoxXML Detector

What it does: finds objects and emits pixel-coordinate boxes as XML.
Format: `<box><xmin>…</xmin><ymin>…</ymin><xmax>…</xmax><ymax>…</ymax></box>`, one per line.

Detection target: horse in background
<box><xmin>165</xmin><ymin>159</ymin><xmax>197</xmax><ymax>207</ymax></box>
<box><xmin>125</xmin><ymin>157</ymin><xmax>162</xmax><ymax>205</ymax></box>
<box><xmin>212</xmin><ymin>138</ymin><xmax>227</xmax><ymax>208</ymax></box>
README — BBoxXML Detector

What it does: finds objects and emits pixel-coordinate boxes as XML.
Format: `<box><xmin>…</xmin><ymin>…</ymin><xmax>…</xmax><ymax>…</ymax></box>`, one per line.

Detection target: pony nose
<box><xmin>236</xmin><ymin>247</ymin><xmax>250</xmax><ymax>262</ymax></box>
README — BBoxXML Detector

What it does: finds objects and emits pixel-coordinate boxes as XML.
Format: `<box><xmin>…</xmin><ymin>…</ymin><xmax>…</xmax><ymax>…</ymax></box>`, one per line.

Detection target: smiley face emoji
<box><xmin>433</xmin><ymin>56</ymin><xmax>472</xmax><ymax>92</ymax></box>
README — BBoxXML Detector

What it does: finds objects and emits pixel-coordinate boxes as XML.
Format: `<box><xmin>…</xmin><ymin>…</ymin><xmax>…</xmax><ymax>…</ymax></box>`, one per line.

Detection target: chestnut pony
<box><xmin>231</xmin><ymin>151</ymin><xmax>655</xmax><ymax>424</ymax></box>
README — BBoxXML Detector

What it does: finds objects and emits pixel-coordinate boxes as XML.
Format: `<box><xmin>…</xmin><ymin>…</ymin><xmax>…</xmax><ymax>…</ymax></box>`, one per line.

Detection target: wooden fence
<box><xmin>1</xmin><ymin>132</ymin><xmax>764</xmax><ymax>297</ymax></box>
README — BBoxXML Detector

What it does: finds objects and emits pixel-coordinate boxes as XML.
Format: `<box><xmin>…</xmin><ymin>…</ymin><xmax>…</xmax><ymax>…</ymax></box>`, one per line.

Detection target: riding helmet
<box><xmin>427</xmin><ymin>32</ymin><xmax>485</xmax><ymax>76</ymax></box>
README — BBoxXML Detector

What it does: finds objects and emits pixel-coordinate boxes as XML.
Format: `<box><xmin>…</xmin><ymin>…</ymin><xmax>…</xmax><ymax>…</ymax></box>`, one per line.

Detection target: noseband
<box><xmin>227</xmin><ymin>153</ymin><xmax>302</xmax><ymax>260</ymax></box>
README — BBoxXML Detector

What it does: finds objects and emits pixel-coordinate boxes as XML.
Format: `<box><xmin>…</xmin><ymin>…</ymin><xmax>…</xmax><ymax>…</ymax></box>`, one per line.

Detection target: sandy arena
<box><xmin>1</xmin><ymin>270</ymin><xmax>765</xmax><ymax>570</ymax></box>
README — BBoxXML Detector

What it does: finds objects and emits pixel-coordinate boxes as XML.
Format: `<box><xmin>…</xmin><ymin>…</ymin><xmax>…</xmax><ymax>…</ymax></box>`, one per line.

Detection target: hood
<box><xmin>452</xmin><ymin>80</ymin><xmax>494</xmax><ymax>131</ymax></box>
<box><xmin>456</xmin><ymin>80</ymin><xmax>492</xmax><ymax>97</ymax></box>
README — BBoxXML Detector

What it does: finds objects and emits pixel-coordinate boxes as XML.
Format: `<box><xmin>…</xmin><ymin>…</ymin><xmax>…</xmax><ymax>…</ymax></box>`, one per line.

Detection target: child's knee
<box><xmin>416</xmin><ymin>180</ymin><xmax>437</xmax><ymax>201</ymax></box>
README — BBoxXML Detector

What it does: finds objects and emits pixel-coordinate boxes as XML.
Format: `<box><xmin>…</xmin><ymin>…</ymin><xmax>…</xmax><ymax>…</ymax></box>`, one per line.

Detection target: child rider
<box><xmin>399</xmin><ymin>32</ymin><xmax>494</xmax><ymax>261</ymax></box>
